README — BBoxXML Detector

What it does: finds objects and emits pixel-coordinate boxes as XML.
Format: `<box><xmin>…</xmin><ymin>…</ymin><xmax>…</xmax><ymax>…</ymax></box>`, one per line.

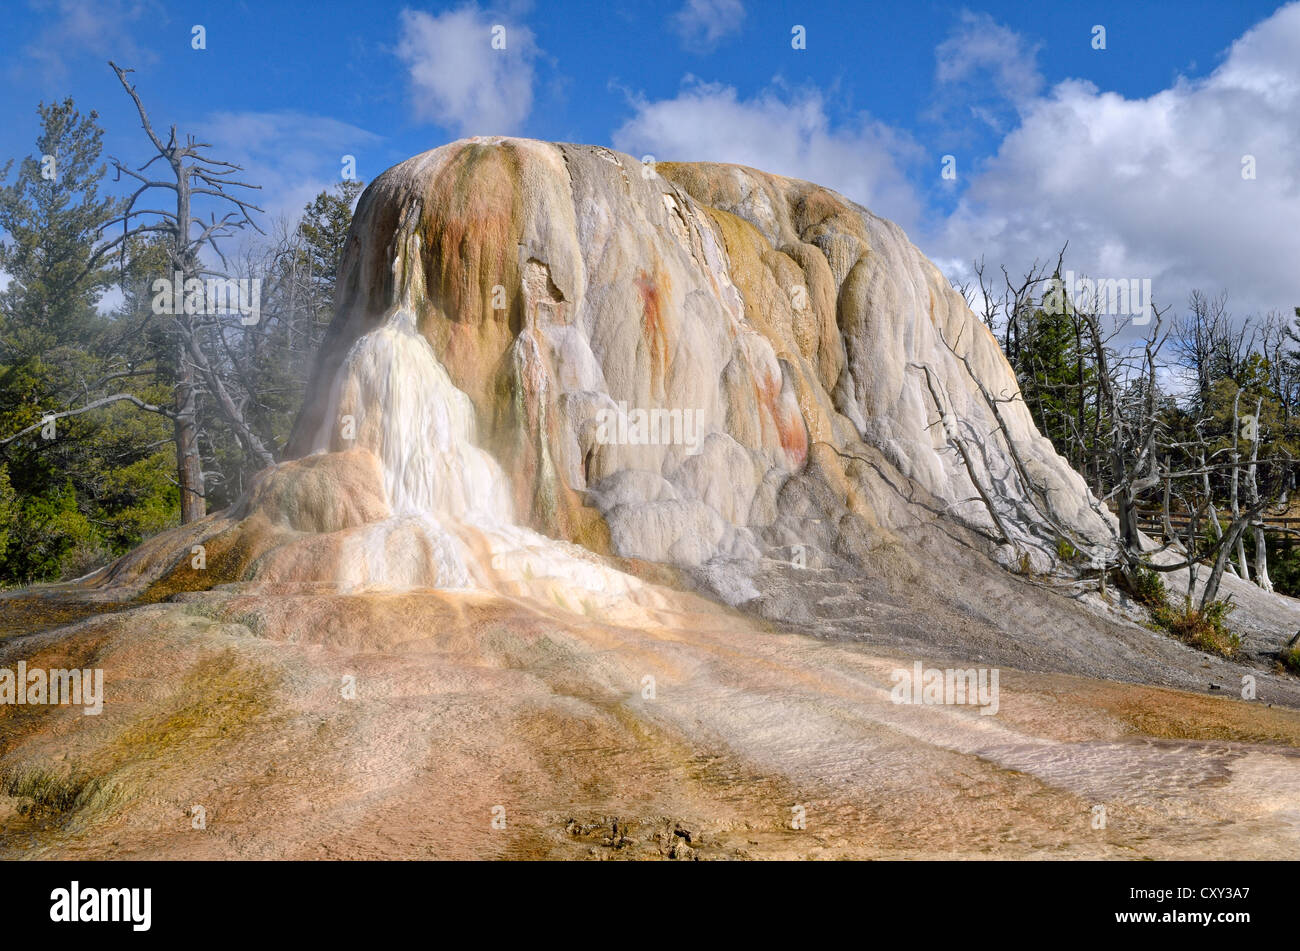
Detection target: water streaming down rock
<box><xmin>314</xmin><ymin>233</ymin><xmax>646</xmax><ymax>602</ymax></box>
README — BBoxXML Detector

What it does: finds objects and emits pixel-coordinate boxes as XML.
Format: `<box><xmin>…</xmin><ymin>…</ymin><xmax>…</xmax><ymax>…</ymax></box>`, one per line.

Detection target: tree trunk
<box><xmin>1254</xmin><ymin>523</ymin><xmax>1273</xmax><ymax>592</ymax></box>
<box><xmin>1201</xmin><ymin>452</ymin><xmax>1234</xmax><ymax>576</ymax></box>
<box><xmin>1201</xmin><ymin>516</ymin><xmax>1251</xmax><ymax>609</ymax></box>
<box><xmin>104</xmin><ymin>61</ymin><xmax>267</xmax><ymax>520</ymax></box>
<box><xmin>174</xmin><ymin>347</ymin><xmax>205</xmax><ymax>522</ymax></box>
<box><xmin>1247</xmin><ymin>397</ymin><xmax>1273</xmax><ymax>592</ymax></box>
<box><xmin>1230</xmin><ymin>391</ymin><xmax>1250</xmax><ymax>582</ymax></box>
<box><xmin>1117</xmin><ymin>480</ymin><xmax>1139</xmax><ymax>552</ymax></box>
<box><xmin>1185</xmin><ymin>509</ymin><xmax>1200</xmax><ymax>601</ymax></box>
<box><xmin>1161</xmin><ymin>459</ymin><xmax>1173</xmax><ymax>544</ymax></box>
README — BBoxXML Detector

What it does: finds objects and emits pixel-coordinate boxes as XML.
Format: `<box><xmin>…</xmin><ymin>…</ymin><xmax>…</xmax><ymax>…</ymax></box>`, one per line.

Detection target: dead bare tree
<box><xmin>928</xmin><ymin>255</ymin><xmax>1294</xmax><ymax>616</ymax></box>
<box><xmin>970</xmin><ymin>249</ymin><xmax>1064</xmax><ymax>373</ymax></box>
<box><xmin>82</xmin><ymin>61</ymin><xmax>274</xmax><ymax>522</ymax></box>
<box><xmin>1172</xmin><ymin>290</ymin><xmax>1255</xmax><ymax>407</ymax></box>
<box><xmin>1242</xmin><ymin>395</ymin><xmax>1275</xmax><ymax>591</ymax></box>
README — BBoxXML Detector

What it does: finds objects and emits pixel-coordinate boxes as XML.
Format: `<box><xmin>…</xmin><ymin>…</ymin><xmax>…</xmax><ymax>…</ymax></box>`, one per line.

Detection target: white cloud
<box><xmin>612</xmin><ymin>80</ymin><xmax>925</xmax><ymax>233</ymax></box>
<box><xmin>612</xmin><ymin>6</ymin><xmax>1300</xmax><ymax>325</ymax></box>
<box><xmin>935</xmin><ymin>10</ymin><xmax>1043</xmax><ymax>103</ymax></box>
<box><xmin>395</xmin><ymin>5</ymin><xmax>539</xmax><ymax>136</ymax></box>
<box><xmin>932</xmin><ymin>2</ymin><xmax>1300</xmax><ymax>321</ymax></box>
<box><xmin>930</xmin><ymin>9</ymin><xmax>1044</xmax><ymax>135</ymax></box>
<box><xmin>18</xmin><ymin>0</ymin><xmax>152</xmax><ymax>84</ymax></box>
<box><xmin>673</xmin><ymin>0</ymin><xmax>746</xmax><ymax>52</ymax></box>
<box><xmin>198</xmin><ymin>111</ymin><xmax>382</xmax><ymax>226</ymax></box>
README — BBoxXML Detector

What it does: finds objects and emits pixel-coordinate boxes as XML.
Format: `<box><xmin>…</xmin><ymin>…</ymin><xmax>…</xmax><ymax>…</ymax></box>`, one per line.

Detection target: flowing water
<box><xmin>309</xmin><ymin>234</ymin><xmax>645</xmax><ymax>606</ymax></box>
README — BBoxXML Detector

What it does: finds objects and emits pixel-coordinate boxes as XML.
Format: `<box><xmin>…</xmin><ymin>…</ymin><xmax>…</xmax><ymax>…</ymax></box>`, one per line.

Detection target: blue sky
<box><xmin>3</xmin><ymin>0</ymin><xmax>1298</xmax><ymax>319</ymax></box>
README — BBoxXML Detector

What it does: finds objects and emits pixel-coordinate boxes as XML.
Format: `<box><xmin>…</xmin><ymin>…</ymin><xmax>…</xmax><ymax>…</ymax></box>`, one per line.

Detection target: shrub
<box><xmin>0</xmin><ymin>483</ymin><xmax>100</xmax><ymax>584</ymax></box>
<box><xmin>1151</xmin><ymin>596</ymin><xmax>1240</xmax><ymax>658</ymax></box>
<box><xmin>0</xmin><ymin>465</ymin><xmax>14</xmax><ymax>565</ymax></box>
<box><xmin>1122</xmin><ymin>567</ymin><xmax>1240</xmax><ymax>658</ymax></box>
<box><xmin>58</xmin><ymin>537</ymin><xmax>113</xmax><ymax>581</ymax></box>
<box><xmin>1127</xmin><ymin>567</ymin><xmax>1167</xmax><ymax>610</ymax></box>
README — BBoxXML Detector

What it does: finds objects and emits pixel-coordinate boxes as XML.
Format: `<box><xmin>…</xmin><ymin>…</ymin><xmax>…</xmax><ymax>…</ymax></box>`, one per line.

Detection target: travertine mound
<box><xmin>86</xmin><ymin>134</ymin><xmax>1112</xmax><ymax>608</ymax></box>
<box><xmin>84</xmin><ymin>137</ymin><xmax>1115</xmax><ymax>607</ymax></box>
<box><xmin>268</xmin><ymin>137</ymin><xmax>1103</xmax><ymax>603</ymax></box>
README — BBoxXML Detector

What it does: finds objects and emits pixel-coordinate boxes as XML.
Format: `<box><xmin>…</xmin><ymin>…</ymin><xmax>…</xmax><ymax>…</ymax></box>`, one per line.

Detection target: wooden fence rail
<box><xmin>1128</xmin><ymin>508</ymin><xmax>1300</xmax><ymax>536</ymax></box>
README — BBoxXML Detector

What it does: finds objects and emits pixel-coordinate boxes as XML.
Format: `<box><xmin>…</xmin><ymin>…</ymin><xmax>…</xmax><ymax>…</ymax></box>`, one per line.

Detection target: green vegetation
<box><xmin>0</xmin><ymin>100</ymin><xmax>173</xmax><ymax>583</ymax></box>
<box><xmin>1125</xmin><ymin>567</ymin><xmax>1240</xmax><ymax>657</ymax></box>
<box><xmin>0</xmin><ymin>97</ymin><xmax>361</xmax><ymax>585</ymax></box>
<box><xmin>1150</xmin><ymin>597</ymin><xmax>1240</xmax><ymax>657</ymax></box>
<box><xmin>1127</xmin><ymin>566</ymin><xmax>1169</xmax><ymax>610</ymax></box>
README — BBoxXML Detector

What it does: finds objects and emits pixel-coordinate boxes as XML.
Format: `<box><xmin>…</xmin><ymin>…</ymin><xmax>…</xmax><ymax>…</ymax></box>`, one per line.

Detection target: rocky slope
<box><xmin>1</xmin><ymin>138</ymin><xmax>1298</xmax><ymax>859</ymax></box>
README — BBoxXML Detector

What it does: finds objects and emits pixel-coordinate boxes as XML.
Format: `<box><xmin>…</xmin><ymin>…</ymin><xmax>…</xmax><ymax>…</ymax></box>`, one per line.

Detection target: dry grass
<box><xmin>0</xmin><ymin>765</ymin><xmax>121</xmax><ymax>820</ymax></box>
<box><xmin>104</xmin><ymin>647</ymin><xmax>280</xmax><ymax>766</ymax></box>
<box><xmin>1151</xmin><ymin>598</ymin><xmax>1241</xmax><ymax>657</ymax></box>
<box><xmin>1125</xmin><ymin>568</ymin><xmax>1241</xmax><ymax>658</ymax></box>
<box><xmin>0</xmin><ymin>646</ymin><xmax>280</xmax><ymax>840</ymax></box>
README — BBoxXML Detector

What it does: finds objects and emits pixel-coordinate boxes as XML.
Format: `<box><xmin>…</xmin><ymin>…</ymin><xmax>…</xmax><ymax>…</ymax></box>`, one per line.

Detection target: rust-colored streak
<box><xmin>755</xmin><ymin>369</ymin><xmax>808</xmax><ymax>467</ymax></box>
<box><xmin>423</xmin><ymin>143</ymin><xmax>519</xmax><ymax>326</ymax></box>
<box><xmin>635</xmin><ymin>269</ymin><xmax>671</xmax><ymax>391</ymax></box>
<box><xmin>781</xmin><ymin>406</ymin><xmax>809</xmax><ymax>467</ymax></box>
